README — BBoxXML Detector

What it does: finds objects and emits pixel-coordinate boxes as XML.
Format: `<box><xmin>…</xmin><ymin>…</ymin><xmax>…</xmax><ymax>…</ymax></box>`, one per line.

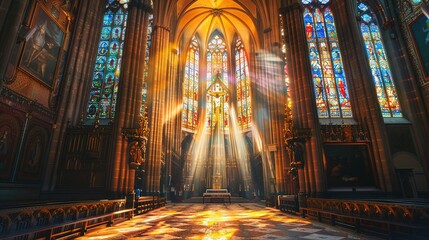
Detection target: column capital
<box><xmin>153</xmin><ymin>25</ymin><xmax>170</xmax><ymax>32</ymax></box>
<box><xmin>129</xmin><ymin>0</ymin><xmax>153</xmax><ymax>13</ymax></box>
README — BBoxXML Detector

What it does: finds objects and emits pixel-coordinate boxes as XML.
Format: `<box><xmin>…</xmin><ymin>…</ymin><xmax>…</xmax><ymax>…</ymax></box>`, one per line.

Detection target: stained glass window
<box><xmin>358</xmin><ymin>2</ymin><xmax>402</xmax><ymax>117</ymax></box>
<box><xmin>86</xmin><ymin>0</ymin><xmax>129</xmax><ymax>121</ymax></box>
<box><xmin>141</xmin><ymin>13</ymin><xmax>153</xmax><ymax>112</ymax></box>
<box><xmin>280</xmin><ymin>14</ymin><xmax>291</xmax><ymax>110</ymax></box>
<box><xmin>182</xmin><ymin>36</ymin><xmax>199</xmax><ymax>130</ymax></box>
<box><xmin>302</xmin><ymin>0</ymin><xmax>352</xmax><ymax>118</ymax></box>
<box><xmin>235</xmin><ymin>39</ymin><xmax>252</xmax><ymax>129</ymax></box>
<box><xmin>207</xmin><ymin>35</ymin><xmax>229</xmax><ymax>129</ymax></box>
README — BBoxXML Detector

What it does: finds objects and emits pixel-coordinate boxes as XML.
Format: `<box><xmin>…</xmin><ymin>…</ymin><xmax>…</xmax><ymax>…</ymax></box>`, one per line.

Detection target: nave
<box><xmin>76</xmin><ymin>203</ymin><xmax>376</xmax><ymax>240</ymax></box>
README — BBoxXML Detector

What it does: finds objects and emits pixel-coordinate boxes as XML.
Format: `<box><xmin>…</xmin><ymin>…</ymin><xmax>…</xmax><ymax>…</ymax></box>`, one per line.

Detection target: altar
<box><xmin>202</xmin><ymin>189</ymin><xmax>231</xmax><ymax>203</ymax></box>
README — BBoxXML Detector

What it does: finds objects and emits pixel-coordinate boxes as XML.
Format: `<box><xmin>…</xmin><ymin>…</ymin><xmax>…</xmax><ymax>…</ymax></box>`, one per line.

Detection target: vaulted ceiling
<box><xmin>174</xmin><ymin>0</ymin><xmax>261</xmax><ymax>52</ymax></box>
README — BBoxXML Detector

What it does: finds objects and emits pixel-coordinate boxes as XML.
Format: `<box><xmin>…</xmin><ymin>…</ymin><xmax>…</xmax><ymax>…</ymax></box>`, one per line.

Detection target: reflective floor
<box><xmin>76</xmin><ymin>203</ymin><xmax>377</xmax><ymax>239</ymax></box>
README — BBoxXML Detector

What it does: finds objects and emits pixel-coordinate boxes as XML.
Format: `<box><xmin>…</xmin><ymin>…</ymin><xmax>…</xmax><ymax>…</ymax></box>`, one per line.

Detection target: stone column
<box><xmin>0</xmin><ymin>0</ymin><xmax>29</xmax><ymax>92</ymax></box>
<box><xmin>144</xmin><ymin>24</ymin><xmax>170</xmax><ymax>194</ymax></box>
<box><xmin>330</xmin><ymin>0</ymin><xmax>394</xmax><ymax>191</ymax></box>
<box><xmin>43</xmin><ymin>0</ymin><xmax>105</xmax><ymax>191</ymax></box>
<box><xmin>110</xmin><ymin>0</ymin><xmax>152</xmax><ymax>197</ymax></box>
<box><xmin>162</xmin><ymin>48</ymin><xmax>179</xmax><ymax>199</ymax></box>
<box><xmin>280</xmin><ymin>0</ymin><xmax>324</xmax><ymax>196</ymax></box>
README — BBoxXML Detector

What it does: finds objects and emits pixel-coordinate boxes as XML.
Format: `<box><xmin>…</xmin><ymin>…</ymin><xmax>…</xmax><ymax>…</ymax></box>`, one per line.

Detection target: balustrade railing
<box><xmin>301</xmin><ymin>198</ymin><xmax>429</xmax><ymax>239</ymax></box>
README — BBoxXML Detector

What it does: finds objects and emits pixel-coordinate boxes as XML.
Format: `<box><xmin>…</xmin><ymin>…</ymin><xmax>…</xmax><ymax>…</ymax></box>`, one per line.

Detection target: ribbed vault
<box><xmin>174</xmin><ymin>0</ymin><xmax>259</xmax><ymax>51</ymax></box>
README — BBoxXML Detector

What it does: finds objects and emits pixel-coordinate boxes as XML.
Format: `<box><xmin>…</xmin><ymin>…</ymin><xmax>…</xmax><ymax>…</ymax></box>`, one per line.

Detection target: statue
<box><xmin>129</xmin><ymin>141</ymin><xmax>145</xmax><ymax>169</ymax></box>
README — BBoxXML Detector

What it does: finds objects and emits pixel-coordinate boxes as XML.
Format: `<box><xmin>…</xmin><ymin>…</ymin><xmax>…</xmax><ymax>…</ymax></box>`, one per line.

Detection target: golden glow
<box><xmin>77</xmin><ymin>204</ymin><xmax>314</xmax><ymax>239</ymax></box>
<box><xmin>164</xmin><ymin>103</ymin><xmax>184</xmax><ymax>125</ymax></box>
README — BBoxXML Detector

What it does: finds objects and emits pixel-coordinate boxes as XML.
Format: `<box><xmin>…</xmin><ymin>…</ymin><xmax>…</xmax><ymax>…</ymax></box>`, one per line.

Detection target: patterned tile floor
<box><xmin>76</xmin><ymin>203</ymin><xmax>378</xmax><ymax>240</ymax></box>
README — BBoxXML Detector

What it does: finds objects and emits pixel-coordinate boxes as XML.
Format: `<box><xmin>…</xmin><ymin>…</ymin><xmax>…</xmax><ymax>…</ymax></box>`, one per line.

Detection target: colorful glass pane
<box><xmin>318</xmin><ymin>0</ymin><xmax>330</xmax><ymax>4</ymax></box>
<box><xmin>141</xmin><ymin>14</ymin><xmax>153</xmax><ymax>112</ymax></box>
<box><xmin>280</xmin><ymin>14</ymin><xmax>291</xmax><ymax>110</ymax></box>
<box><xmin>358</xmin><ymin>2</ymin><xmax>402</xmax><ymax>117</ymax></box>
<box><xmin>182</xmin><ymin>37</ymin><xmax>199</xmax><ymax>130</ymax></box>
<box><xmin>235</xmin><ymin>39</ymin><xmax>252</xmax><ymax>129</ymax></box>
<box><xmin>303</xmin><ymin>4</ymin><xmax>352</xmax><ymax>119</ymax></box>
<box><xmin>87</xmin><ymin>4</ymin><xmax>128</xmax><ymax>121</ymax></box>
<box><xmin>207</xmin><ymin>35</ymin><xmax>229</xmax><ymax>129</ymax></box>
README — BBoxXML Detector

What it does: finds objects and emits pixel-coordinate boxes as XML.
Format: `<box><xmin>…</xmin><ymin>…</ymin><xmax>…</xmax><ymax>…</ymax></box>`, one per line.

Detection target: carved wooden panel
<box><xmin>0</xmin><ymin>114</ymin><xmax>23</xmax><ymax>180</ymax></box>
<box><xmin>16</xmin><ymin>125</ymin><xmax>50</xmax><ymax>182</ymax></box>
<box><xmin>57</xmin><ymin>126</ymin><xmax>113</xmax><ymax>189</ymax></box>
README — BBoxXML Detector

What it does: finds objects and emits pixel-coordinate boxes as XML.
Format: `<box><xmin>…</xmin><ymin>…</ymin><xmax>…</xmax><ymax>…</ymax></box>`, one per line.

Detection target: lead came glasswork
<box><xmin>182</xmin><ymin>37</ymin><xmax>199</xmax><ymax>130</ymax></box>
<box><xmin>235</xmin><ymin>39</ymin><xmax>252</xmax><ymax>129</ymax></box>
<box><xmin>358</xmin><ymin>2</ymin><xmax>402</xmax><ymax>118</ymax></box>
<box><xmin>207</xmin><ymin>35</ymin><xmax>229</xmax><ymax>129</ymax></box>
<box><xmin>303</xmin><ymin>1</ymin><xmax>352</xmax><ymax>119</ymax></box>
<box><xmin>87</xmin><ymin>1</ymin><xmax>129</xmax><ymax>120</ymax></box>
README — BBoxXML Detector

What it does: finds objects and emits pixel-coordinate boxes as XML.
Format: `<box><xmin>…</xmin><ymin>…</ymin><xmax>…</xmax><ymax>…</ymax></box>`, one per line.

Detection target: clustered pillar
<box><xmin>280</xmin><ymin>0</ymin><xmax>324</xmax><ymax>196</ymax></box>
<box><xmin>145</xmin><ymin>24</ymin><xmax>170</xmax><ymax>194</ymax></box>
<box><xmin>110</xmin><ymin>0</ymin><xmax>152</xmax><ymax>197</ymax></box>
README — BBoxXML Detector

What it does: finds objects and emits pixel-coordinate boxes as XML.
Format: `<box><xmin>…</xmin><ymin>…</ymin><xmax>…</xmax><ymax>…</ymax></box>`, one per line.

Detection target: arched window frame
<box><xmin>141</xmin><ymin>13</ymin><xmax>153</xmax><ymax>113</ymax></box>
<box><xmin>235</xmin><ymin>38</ymin><xmax>252</xmax><ymax>129</ymax></box>
<box><xmin>357</xmin><ymin>1</ymin><xmax>402</xmax><ymax>118</ymax></box>
<box><xmin>302</xmin><ymin>0</ymin><xmax>353</xmax><ymax>119</ymax></box>
<box><xmin>182</xmin><ymin>36</ymin><xmax>200</xmax><ymax>130</ymax></box>
<box><xmin>279</xmin><ymin>13</ymin><xmax>291</xmax><ymax>110</ymax></box>
<box><xmin>86</xmin><ymin>0</ymin><xmax>130</xmax><ymax>122</ymax></box>
<box><xmin>206</xmin><ymin>34</ymin><xmax>229</xmax><ymax>129</ymax></box>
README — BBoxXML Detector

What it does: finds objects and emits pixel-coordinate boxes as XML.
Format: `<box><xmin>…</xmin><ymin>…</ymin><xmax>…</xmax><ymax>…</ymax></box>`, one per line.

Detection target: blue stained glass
<box><xmin>304</xmin><ymin>4</ymin><xmax>352</xmax><ymax>119</ymax></box>
<box><xmin>114</xmin><ymin>13</ymin><xmax>124</xmax><ymax>25</ymax></box>
<box><xmin>86</xmin><ymin>1</ymin><xmax>129</xmax><ymax>120</ymax></box>
<box><xmin>361</xmin><ymin>14</ymin><xmax>372</xmax><ymax>23</ymax></box>
<box><xmin>98</xmin><ymin>41</ymin><xmax>109</xmax><ymax>55</ymax></box>
<box><xmin>103</xmin><ymin>12</ymin><xmax>113</xmax><ymax>25</ymax></box>
<box><xmin>358</xmin><ymin>1</ymin><xmax>402</xmax><ymax>117</ymax></box>
<box><xmin>358</xmin><ymin>3</ymin><xmax>368</xmax><ymax>11</ymax></box>
<box><xmin>101</xmin><ymin>27</ymin><xmax>111</xmax><ymax>40</ymax></box>
<box><xmin>111</xmin><ymin>27</ymin><xmax>122</xmax><ymax>39</ymax></box>
<box><xmin>182</xmin><ymin>36</ymin><xmax>199</xmax><ymax>130</ymax></box>
<box><xmin>109</xmin><ymin>41</ymin><xmax>119</xmax><ymax>55</ymax></box>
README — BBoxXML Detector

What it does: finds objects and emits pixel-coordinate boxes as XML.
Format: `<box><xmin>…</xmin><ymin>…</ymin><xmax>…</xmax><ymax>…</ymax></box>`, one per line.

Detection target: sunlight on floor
<box><xmin>76</xmin><ymin>203</ymin><xmax>374</xmax><ymax>240</ymax></box>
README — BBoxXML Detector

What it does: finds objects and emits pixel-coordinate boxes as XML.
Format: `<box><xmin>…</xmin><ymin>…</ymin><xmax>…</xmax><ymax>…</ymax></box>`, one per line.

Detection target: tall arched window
<box><xmin>235</xmin><ymin>39</ymin><xmax>252</xmax><ymax>129</ymax></box>
<box><xmin>86</xmin><ymin>0</ymin><xmax>129</xmax><ymax>121</ymax></box>
<box><xmin>141</xmin><ymin>13</ymin><xmax>153</xmax><ymax>112</ymax></box>
<box><xmin>302</xmin><ymin>0</ymin><xmax>352</xmax><ymax>119</ymax></box>
<box><xmin>182</xmin><ymin>36</ymin><xmax>199</xmax><ymax>130</ymax></box>
<box><xmin>280</xmin><ymin>14</ymin><xmax>291</xmax><ymax>109</ymax></box>
<box><xmin>358</xmin><ymin>2</ymin><xmax>402</xmax><ymax>118</ymax></box>
<box><xmin>207</xmin><ymin>34</ymin><xmax>229</xmax><ymax>129</ymax></box>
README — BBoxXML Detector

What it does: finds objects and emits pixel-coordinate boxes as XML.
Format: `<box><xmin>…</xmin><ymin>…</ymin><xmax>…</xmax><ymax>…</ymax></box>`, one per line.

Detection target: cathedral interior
<box><xmin>1</xmin><ymin>0</ymin><xmax>429</xmax><ymax>239</ymax></box>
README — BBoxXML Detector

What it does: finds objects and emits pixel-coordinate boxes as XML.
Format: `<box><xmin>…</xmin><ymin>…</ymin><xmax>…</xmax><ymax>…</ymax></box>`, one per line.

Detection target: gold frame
<box><xmin>18</xmin><ymin>2</ymin><xmax>66</xmax><ymax>88</ymax></box>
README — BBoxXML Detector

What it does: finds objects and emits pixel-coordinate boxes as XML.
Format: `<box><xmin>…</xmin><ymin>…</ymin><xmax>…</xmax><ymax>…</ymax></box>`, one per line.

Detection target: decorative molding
<box><xmin>122</xmin><ymin>106</ymin><xmax>150</xmax><ymax>169</ymax></box>
<box><xmin>0</xmin><ymin>87</ymin><xmax>55</xmax><ymax>123</ymax></box>
<box><xmin>320</xmin><ymin>124</ymin><xmax>369</xmax><ymax>142</ymax></box>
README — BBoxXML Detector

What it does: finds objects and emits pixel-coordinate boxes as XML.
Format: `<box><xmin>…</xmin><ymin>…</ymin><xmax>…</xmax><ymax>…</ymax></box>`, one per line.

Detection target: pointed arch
<box><xmin>358</xmin><ymin>1</ymin><xmax>402</xmax><ymax>117</ymax></box>
<box><xmin>206</xmin><ymin>34</ymin><xmax>229</xmax><ymax>129</ymax></box>
<box><xmin>302</xmin><ymin>0</ymin><xmax>352</xmax><ymax>119</ymax></box>
<box><xmin>234</xmin><ymin>37</ymin><xmax>252</xmax><ymax>129</ymax></box>
<box><xmin>182</xmin><ymin>36</ymin><xmax>200</xmax><ymax>130</ymax></box>
<box><xmin>86</xmin><ymin>0</ymin><xmax>130</xmax><ymax>122</ymax></box>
